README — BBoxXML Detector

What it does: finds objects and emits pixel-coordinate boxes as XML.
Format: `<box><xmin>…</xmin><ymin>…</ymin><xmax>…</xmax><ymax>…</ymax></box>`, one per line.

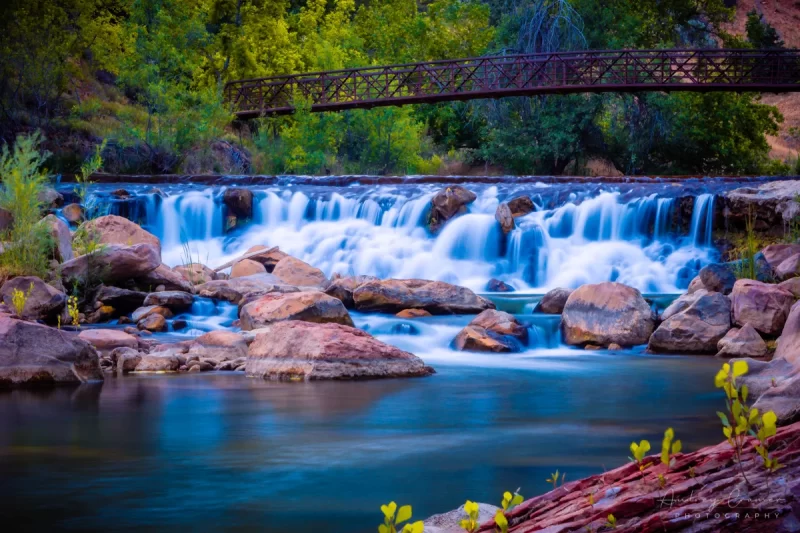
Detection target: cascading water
<box><xmin>90</xmin><ymin>182</ymin><xmax>720</xmax><ymax>294</ymax></box>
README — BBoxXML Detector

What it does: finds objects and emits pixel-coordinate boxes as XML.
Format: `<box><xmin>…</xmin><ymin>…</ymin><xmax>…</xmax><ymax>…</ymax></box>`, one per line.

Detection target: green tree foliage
<box><xmin>0</xmin><ymin>132</ymin><xmax>53</xmax><ymax>277</ymax></box>
<box><xmin>745</xmin><ymin>9</ymin><xmax>784</xmax><ymax>49</ymax></box>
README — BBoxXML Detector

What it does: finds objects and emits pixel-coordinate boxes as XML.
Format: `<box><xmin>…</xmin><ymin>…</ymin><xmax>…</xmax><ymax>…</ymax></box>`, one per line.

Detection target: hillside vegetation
<box><xmin>0</xmin><ymin>0</ymin><xmax>798</xmax><ymax>176</ymax></box>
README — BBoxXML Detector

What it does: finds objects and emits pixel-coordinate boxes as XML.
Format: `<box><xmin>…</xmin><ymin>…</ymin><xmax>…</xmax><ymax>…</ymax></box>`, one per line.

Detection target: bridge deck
<box><xmin>224</xmin><ymin>49</ymin><xmax>800</xmax><ymax>118</ymax></box>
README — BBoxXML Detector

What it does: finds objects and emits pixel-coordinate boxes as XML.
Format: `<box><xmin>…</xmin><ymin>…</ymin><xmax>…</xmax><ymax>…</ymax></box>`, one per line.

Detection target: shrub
<box><xmin>67</xmin><ymin>295</ymin><xmax>80</xmax><ymax>327</ymax></box>
<box><xmin>378</xmin><ymin>501</ymin><xmax>423</xmax><ymax>533</ymax></box>
<box><xmin>0</xmin><ymin>132</ymin><xmax>54</xmax><ymax>278</ymax></box>
<box><xmin>74</xmin><ymin>139</ymin><xmax>107</xmax><ymax>209</ymax></box>
<box><xmin>10</xmin><ymin>282</ymin><xmax>33</xmax><ymax>316</ymax></box>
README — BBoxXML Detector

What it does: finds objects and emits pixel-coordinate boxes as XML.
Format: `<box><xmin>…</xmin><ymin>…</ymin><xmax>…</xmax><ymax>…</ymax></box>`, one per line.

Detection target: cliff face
<box><xmin>723</xmin><ymin>0</ymin><xmax>800</xmax><ymax>164</ymax></box>
<box><xmin>472</xmin><ymin>421</ymin><xmax>800</xmax><ymax>532</ymax></box>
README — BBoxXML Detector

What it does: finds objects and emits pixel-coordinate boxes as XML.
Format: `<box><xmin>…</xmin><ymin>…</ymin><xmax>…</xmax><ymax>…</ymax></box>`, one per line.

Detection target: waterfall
<box><xmin>86</xmin><ymin>183</ymin><xmax>720</xmax><ymax>294</ymax></box>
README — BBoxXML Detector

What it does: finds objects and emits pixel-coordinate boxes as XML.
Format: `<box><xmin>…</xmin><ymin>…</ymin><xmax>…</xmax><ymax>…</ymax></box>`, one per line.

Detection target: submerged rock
<box><xmin>246</xmin><ymin>321</ymin><xmax>434</xmax><ymax>380</ymax></box>
<box><xmin>561</xmin><ymin>282</ymin><xmax>654</xmax><ymax>347</ymax></box>
<box><xmin>396</xmin><ymin>309</ymin><xmax>432</xmax><ymax>319</ymax></box>
<box><xmin>452</xmin><ymin>309</ymin><xmax>528</xmax><ymax>353</ymax></box>
<box><xmin>62</xmin><ymin>203</ymin><xmax>84</xmax><ymax>224</ymax></box>
<box><xmin>716</xmin><ymin>324</ymin><xmax>768</xmax><ymax>358</ymax></box>
<box><xmin>535</xmin><ymin>287</ymin><xmax>572</xmax><ymax>314</ymax></box>
<box><xmin>0</xmin><ymin>276</ymin><xmax>65</xmax><ymax>322</ymax></box>
<box><xmin>730</xmin><ymin>278</ymin><xmax>794</xmax><ymax>336</ymax></box>
<box><xmin>81</xmin><ymin>215</ymin><xmax>161</xmax><ymax>257</ymax></box>
<box><xmin>0</xmin><ymin>316</ymin><xmax>102</xmax><ymax>385</ymax></box>
<box><xmin>648</xmin><ymin>290</ymin><xmax>731</xmax><ymax>354</ymax></box>
<box><xmin>222</xmin><ymin>188</ymin><xmax>254</xmax><ymax>220</ymax></box>
<box><xmin>427</xmin><ymin>185</ymin><xmax>476</xmax><ymax>233</ymax></box>
<box><xmin>486</xmin><ymin>278</ymin><xmax>514</xmax><ymax>292</ymax></box>
<box><xmin>353</xmin><ymin>279</ymin><xmax>494</xmax><ymax>315</ymax></box>
<box><xmin>271</xmin><ymin>256</ymin><xmax>329</xmax><ymax>288</ymax></box>
<box><xmin>239</xmin><ymin>291</ymin><xmax>353</xmax><ymax>330</ymax></box>
<box><xmin>507</xmin><ymin>195</ymin><xmax>535</xmax><ymax>217</ymax></box>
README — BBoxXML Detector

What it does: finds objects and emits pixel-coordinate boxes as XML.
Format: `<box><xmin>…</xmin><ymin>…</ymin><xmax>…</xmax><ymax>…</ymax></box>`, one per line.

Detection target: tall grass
<box><xmin>733</xmin><ymin>207</ymin><xmax>759</xmax><ymax>280</ymax></box>
<box><xmin>0</xmin><ymin>132</ymin><xmax>53</xmax><ymax>278</ymax></box>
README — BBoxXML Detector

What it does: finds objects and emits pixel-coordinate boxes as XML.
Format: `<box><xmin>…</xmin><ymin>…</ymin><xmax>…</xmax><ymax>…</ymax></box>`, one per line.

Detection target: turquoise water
<box><xmin>0</xmin><ymin>352</ymin><xmax>723</xmax><ymax>532</ymax></box>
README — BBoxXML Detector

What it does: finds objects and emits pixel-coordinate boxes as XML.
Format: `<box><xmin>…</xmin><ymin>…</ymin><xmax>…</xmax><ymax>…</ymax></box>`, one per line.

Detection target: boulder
<box><xmin>187</xmin><ymin>330</ymin><xmax>248</xmax><ymax>363</ymax></box>
<box><xmin>272</xmin><ymin>256</ymin><xmax>328</xmax><ymax>288</ymax></box>
<box><xmin>507</xmin><ymin>195</ymin><xmax>535</xmax><ymax>217</ymax></box>
<box><xmin>647</xmin><ymin>290</ymin><xmax>731</xmax><ymax>353</ymax></box>
<box><xmin>716</xmin><ymin>324</ymin><xmax>768</xmax><ymax>358</ymax></box>
<box><xmin>0</xmin><ymin>276</ymin><xmax>66</xmax><ymax>321</ymax></box>
<box><xmin>396</xmin><ymin>309</ymin><xmax>432</xmax><ymax>319</ymax></box>
<box><xmin>468</xmin><ymin>421</ymin><xmax>800</xmax><ymax>533</ymax></box>
<box><xmin>687</xmin><ymin>263</ymin><xmax>736</xmax><ymax>295</ymax></box>
<box><xmin>494</xmin><ymin>202</ymin><xmax>514</xmax><ymax>233</ymax></box>
<box><xmin>231</xmin><ymin>258</ymin><xmax>267</xmax><ymax>278</ymax></box>
<box><xmin>95</xmin><ymin>286</ymin><xmax>147</xmax><ymax>313</ymax></box>
<box><xmin>0</xmin><ymin>316</ymin><xmax>102</xmax><ymax>385</ymax></box>
<box><xmin>41</xmin><ymin>214</ymin><xmax>73</xmax><ymax>262</ymax></box>
<box><xmin>561</xmin><ymin>282</ymin><xmax>654</xmax><ymax>347</ymax></box>
<box><xmin>723</xmin><ymin>180</ymin><xmax>800</xmax><ymax>232</ymax></box>
<box><xmin>194</xmin><ymin>275</ymin><xmax>299</xmax><ymax>304</ymax></box>
<box><xmin>143</xmin><ymin>291</ymin><xmax>193</xmax><ymax>311</ymax></box>
<box><xmin>776</xmin><ymin>301</ymin><xmax>800</xmax><ymax>365</ymax></box>
<box><xmin>424</xmin><ymin>503</ymin><xmax>501</xmax><ymax>533</ymax></box>
<box><xmin>78</xmin><ymin>329</ymin><xmax>138</xmax><ymax>355</ymax></box>
<box><xmin>762</xmin><ymin>243</ymin><xmax>800</xmax><ymax>271</ymax></box>
<box><xmin>173</xmin><ymin>263</ymin><xmax>216</xmax><ymax>285</ymax></box>
<box><xmin>222</xmin><ymin>188</ymin><xmax>254</xmax><ymax>220</ymax></box>
<box><xmin>324</xmin><ymin>275</ymin><xmax>379</xmax><ymax>308</ymax></box>
<box><xmin>660</xmin><ymin>290</ymin><xmax>706</xmax><ymax>320</ymax></box>
<box><xmin>427</xmin><ymin>186</ymin><xmax>477</xmax><ymax>233</ymax></box>
<box><xmin>61</xmin><ymin>244</ymin><xmax>160</xmax><ymax>286</ymax></box>
<box><xmin>131</xmin><ymin>305</ymin><xmax>173</xmax><ymax>323</ymax></box>
<box><xmin>486</xmin><ymin>278</ymin><xmax>514</xmax><ymax>292</ymax></box>
<box><xmin>353</xmin><ymin>279</ymin><xmax>494</xmax><ymax>315</ymax></box>
<box><xmin>535</xmin><ymin>288</ymin><xmax>572</xmax><ymax>314</ymax></box>
<box><xmin>246</xmin><ymin>321</ymin><xmax>434</xmax><ymax>380</ymax></box>
<box><xmin>112</xmin><ymin>347</ymin><xmax>141</xmax><ymax>374</ymax></box>
<box><xmin>80</xmin><ymin>215</ymin><xmax>161</xmax><ymax>257</ymax></box>
<box><xmin>239</xmin><ymin>291</ymin><xmax>353</xmax><ymax>331</ymax></box>
<box><xmin>137</xmin><ymin>313</ymin><xmax>167</xmax><ymax>332</ymax></box>
<box><xmin>775</xmin><ymin>253</ymin><xmax>800</xmax><ymax>280</ymax></box>
<box><xmin>778</xmin><ymin>276</ymin><xmax>800</xmax><ymax>298</ymax></box>
<box><xmin>730</xmin><ymin>278</ymin><xmax>794</xmax><ymax>336</ymax></box>
<box><xmin>62</xmin><ymin>203</ymin><xmax>84</xmax><ymax>224</ymax></box>
<box><xmin>244</xmin><ymin>245</ymin><xmax>289</xmax><ymax>272</ymax></box>
<box><xmin>135</xmin><ymin>263</ymin><xmax>193</xmax><ymax>293</ymax></box>
<box><xmin>452</xmin><ymin>309</ymin><xmax>528</xmax><ymax>353</ymax></box>
<box><xmin>134</xmin><ymin>353</ymin><xmax>181</xmax><ymax>372</ymax></box>
<box><xmin>38</xmin><ymin>187</ymin><xmax>63</xmax><ymax>209</ymax></box>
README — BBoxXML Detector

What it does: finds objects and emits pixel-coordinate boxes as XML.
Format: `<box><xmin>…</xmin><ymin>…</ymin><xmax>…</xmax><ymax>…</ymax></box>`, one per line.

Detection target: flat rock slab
<box><xmin>353</xmin><ymin>278</ymin><xmax>494</xmax><ymax>315</ymax></box>
<box><xmin>246</xmin><ymin>320</ymin><xmax>434</xmax><ymax>380</ymax></box>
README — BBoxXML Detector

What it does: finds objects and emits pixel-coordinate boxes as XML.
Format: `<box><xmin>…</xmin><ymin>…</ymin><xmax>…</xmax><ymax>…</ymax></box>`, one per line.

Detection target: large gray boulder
<box><xmin>61</xmin><ymin>244</ymin><xmax>160</xmax><ymax>286</ymax></box>
<box><xmin>561</xmin><ymin>282</ymin><xmax>654</xmax><ymax>347</ymax></box>
<box><xmin>0</xmin><ymin>316</ymin><xmax>102</xmax><ymax>385</ymax></box>
<box><xmin>716</xmin><ymin>324</ymin><xmax>768</xmax><ymax>358</ymax></box>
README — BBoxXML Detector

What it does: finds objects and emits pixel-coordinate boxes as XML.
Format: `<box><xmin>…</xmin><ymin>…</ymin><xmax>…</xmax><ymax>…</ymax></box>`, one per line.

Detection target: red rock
<box><xmin>495</xmin><ymin>202</ymin><xmax>514</xmax><ymax>233</ymax></box>
<box><xmin>0</xmin><ymin>276</ymin><xmax>65</xmax><ymax>322</ymax></box>
<box><xmin>775</xmin><ymin>253</ymin><xmax>800</xmax><ymax>280</ymax></box>
<box><xmin>61</xmin><ymin>244</ymin><xmax>160</xmax><ymax>286</ymax></box>
<box><xmin>561</xmin><ymin>282</ymin><xmax>654</xmax><ymax>347</ymax></box>
<box><xmin>78</xmin><ymin>329</ymin><xmax>138</xmax><ymax>354</ymax></box>
<box><xmin>81</xmin><ymin>215</ymin><xmax>161</xmax><ymax>257</ymax></box>
<box><xmin>507</xmin><ymin>196</ymin><xmax>535</xmax><ymax>218</ymax></box>
<box><xmin>244</xmin><ymin>245</ymin><xmax>288</xmax><ymax>271</ymax></box>
<box><xmin>239</xmin><ymin>291</ymin><xmax>353</xmax><ymax>330</ymax></box>
<box><xmin>396</xmin><ymin>309</ymin><xmax>432</xmax><ymax>319</ymax></box>
<box><xmin>535</xmin><ymin>288</ymin><xmax>572</xmax><ymax>314</ymax></box>
<box><xmin>353</xmin><ymin>279</ymin><xmax>494</xmax><ymax>315</ymax></box>
<box><xmin>325</xmin><ymin>275</ymin><xmax>379</xmax><ymax>308</ymax></box>
<box><xmin>469</xmin><ymin>421</ymin><xmax>800</xmax><ymax>533</ymax></box>
<box><xmin>762</xmin><ymin>243</ymin><xmax>800</xmax><ymax>270</ymax></box>
<box><xmin>41</xmin><ymin>214</ymin><xmax>73</xmax><ymax>262</ymax></box>
<box><xmin>716</xmin><ymin>323</ymin><xmax>768</xmax><ymax>358</ymax></box>
<box><xmin>143</xmin><ymin>291</ymin><xmax>193</xmax><ymax>310</ymax></box>
<box><xmin>730</xmin><ymin>279</ymin><xmax>794</xmax><ymax>336</ymax></box>
<box><xmin>648</xmin><ymin>290</ymin><xmax>731</xmax><ymax>354</ymax></box>
<box><xmin>173</xmin><ymin>263</ymin><xmax>216</xmax><ymax>285</ymax></box>
<box><xmin>246</xmin><ymin>320</ymin><xmax>434</xmax><ymax>380</ymax></box>
<box><xmin>136</xmin><ymin>263</ymin><xmax>193</xmax><ymax>292</ymax></box>
<box><xmin>453</xmin><ymin>309</ymin><xmax>528</xmax><ymax>352</ymax></box>
<box><xmin>272</xmin><ymin>256</ymin><xmax>328</xmax><ymax>287</ymax></box>
<box><xmin>230</xmin><ymin>258</ymin><xmax>267</xmax><ymax>278</ymax></box>
<box><xmin>428</xmin><ymin>186</ymin><xmax>477</xmax><ymax>233</ymax></box>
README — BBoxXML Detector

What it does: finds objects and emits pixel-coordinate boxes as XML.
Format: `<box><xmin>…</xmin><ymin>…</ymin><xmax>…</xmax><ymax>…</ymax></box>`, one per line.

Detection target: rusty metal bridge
<box><xmin>224</xmin><ymin>48</ymin><xmax>800</xmax><ymax>118</ymax></box>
